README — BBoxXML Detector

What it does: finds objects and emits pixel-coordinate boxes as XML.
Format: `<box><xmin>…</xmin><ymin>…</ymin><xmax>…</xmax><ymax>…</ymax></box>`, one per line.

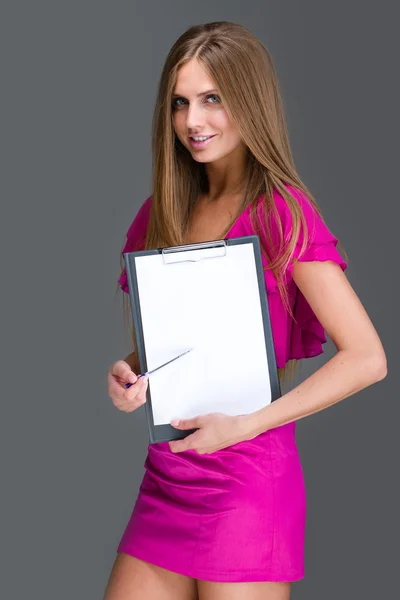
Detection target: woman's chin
<box><xmin>190</xmin><ymin>149</ymin><xmax>222</xmax><ymax>163</ymax></box>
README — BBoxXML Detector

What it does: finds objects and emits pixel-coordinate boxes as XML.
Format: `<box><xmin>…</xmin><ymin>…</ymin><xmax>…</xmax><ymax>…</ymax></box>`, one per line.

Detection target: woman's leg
<box><xmin>197</xmin><ymin>580</ymin><xmax>291</xmax><ymax>600</ymax></box>
<box><xmin>104</xmin><ymin>553</ymin><xmax>198</xmax><ymax>600</ymax></box>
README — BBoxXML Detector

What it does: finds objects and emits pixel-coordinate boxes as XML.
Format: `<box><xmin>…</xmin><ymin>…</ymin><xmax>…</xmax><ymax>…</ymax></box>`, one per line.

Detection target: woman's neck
<box><xmin>204</xmin><ymin>144</ymin><xmax>247</xmax><ymax>201</ymax></box>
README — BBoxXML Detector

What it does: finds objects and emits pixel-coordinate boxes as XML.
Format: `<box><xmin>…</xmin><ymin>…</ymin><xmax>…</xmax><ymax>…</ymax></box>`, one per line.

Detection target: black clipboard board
<box><xmin>123</xmin><ymin>235</ymin><xmax>281</xmax><ymax>444</ymax></box>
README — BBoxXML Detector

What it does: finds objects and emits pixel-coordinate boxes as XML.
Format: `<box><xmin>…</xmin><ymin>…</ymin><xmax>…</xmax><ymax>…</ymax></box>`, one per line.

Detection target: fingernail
<box><xmin>171</xmin><ymin>419</ymin><xmax>179</xmax><ymax>426</ymax></box>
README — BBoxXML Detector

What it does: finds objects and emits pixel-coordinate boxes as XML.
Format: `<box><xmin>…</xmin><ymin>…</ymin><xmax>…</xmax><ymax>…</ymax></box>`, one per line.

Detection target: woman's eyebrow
<box><xmin>172</xmin><ymin>88</ymin><xmax>219</xmax><ymax>98</ymax></box>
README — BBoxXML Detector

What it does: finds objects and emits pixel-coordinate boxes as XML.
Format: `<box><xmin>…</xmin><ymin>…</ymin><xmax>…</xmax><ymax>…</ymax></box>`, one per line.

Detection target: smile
<box><xmin>189</xmin><ymin>135</ymin><xmax>216</xmax><ymax>148</ymax></box>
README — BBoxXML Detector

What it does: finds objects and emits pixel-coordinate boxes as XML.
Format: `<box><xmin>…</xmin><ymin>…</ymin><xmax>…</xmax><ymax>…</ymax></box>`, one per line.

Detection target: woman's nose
<box><xmin>186</xmin><ymin>103</ymin><xmax>205</xmax><ymax>130</ymax></box>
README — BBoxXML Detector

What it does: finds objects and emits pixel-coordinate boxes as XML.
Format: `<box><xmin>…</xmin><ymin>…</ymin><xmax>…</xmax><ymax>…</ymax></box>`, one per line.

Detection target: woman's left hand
<box><xmin>168</xmin><ymin>413</ymin><xmax>252</xmax><ymax>454</ymax></box>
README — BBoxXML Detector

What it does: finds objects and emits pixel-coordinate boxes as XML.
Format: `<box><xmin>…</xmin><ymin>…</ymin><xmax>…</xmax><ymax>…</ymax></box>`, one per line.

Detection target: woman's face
<box><xmin>172</xmin><ymin>58</ymin><xmax>244</xmax><ymax>164</ymax></box>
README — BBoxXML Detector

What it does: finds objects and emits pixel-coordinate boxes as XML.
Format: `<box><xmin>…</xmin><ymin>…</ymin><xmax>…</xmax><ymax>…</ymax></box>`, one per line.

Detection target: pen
<box><xmin>124</xmin><ymin>348</ymin><xmax>193</xmax><ymax>388</ymax></box>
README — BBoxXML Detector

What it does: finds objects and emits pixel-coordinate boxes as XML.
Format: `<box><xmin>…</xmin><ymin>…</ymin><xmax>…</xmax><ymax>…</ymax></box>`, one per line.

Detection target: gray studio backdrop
<box><xmin>2</xmin><ymin>1</ymin><xmax>398</xmax><ymax>599</ymax></box>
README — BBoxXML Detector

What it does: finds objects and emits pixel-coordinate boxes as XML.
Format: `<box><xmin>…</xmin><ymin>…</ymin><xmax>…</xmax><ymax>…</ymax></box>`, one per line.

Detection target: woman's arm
<box><xmin>244</xmin><ymin>260</ymin><xmax>387</xmax><ymax>438</ymax></box>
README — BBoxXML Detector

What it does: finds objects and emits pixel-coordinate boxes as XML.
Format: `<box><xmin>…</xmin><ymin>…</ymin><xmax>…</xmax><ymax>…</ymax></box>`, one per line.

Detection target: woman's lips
<box><xmin>189</xmin><ymin>134</ymin><xmax>217</xmax><ymax>149</ymax></box>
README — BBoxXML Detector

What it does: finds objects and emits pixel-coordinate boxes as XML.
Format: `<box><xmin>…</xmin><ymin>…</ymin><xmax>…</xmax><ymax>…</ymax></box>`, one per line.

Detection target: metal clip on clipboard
<box><xmin>161</xmin><ymin>240</ymin><xmax>227</xmax><ymax>265</ymax></box>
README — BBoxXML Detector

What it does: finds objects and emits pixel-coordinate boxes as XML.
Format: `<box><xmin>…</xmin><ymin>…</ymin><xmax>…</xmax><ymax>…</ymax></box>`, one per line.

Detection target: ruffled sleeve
<box><xmin>274</xmin><ymin>186</ymin><xmax>348</xmax><ymax>362</ymax></box>
<box><xmin>118</xmin><ymin>196</ymin><xmax>152</xmax><ymax>293</ymax></box>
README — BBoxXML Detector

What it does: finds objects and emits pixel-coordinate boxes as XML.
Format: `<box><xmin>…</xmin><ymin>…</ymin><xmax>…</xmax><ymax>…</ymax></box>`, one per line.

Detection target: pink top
<box><xmin>118</xmin><ymin>185</ymin><xmax>347</xmax><ymax>369</ymax></box>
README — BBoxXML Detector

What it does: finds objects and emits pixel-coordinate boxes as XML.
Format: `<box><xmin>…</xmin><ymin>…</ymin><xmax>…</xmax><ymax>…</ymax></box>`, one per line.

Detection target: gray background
<box><xmin>1</xmin><ymin>1</ymin><xmax>398</xmax><ymax>598</ymax></box>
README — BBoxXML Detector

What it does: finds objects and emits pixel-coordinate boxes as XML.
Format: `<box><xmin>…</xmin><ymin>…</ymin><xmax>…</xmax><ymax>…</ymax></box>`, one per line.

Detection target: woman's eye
<box><xmin>172</xmin><ymin>98</ymin><xmax>186</xmax><ymax>108</ymax></box>
<box><xmin>172</xmin><ymin>94</ymin><xmax>220</xmax><ymax>110</ymax></box>
<box><xmin>206</xmin><ymin>94</ymin><xmax>220</xmax><ymax>104</ymax></box>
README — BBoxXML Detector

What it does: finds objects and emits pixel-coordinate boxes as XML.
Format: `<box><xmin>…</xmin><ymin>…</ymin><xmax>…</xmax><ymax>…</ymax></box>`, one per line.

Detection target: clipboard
<box><xmin>123</xmin><ymin>236</ymin><xmax>281</xmax><ymax>443</ymax></box>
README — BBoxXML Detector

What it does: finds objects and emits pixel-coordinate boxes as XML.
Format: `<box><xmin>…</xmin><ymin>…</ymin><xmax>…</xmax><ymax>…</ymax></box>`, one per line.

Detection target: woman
<box><xmin>104</xmin><ymin>21</ymin><xmax>387</xmax><ymax>600</ymax></box>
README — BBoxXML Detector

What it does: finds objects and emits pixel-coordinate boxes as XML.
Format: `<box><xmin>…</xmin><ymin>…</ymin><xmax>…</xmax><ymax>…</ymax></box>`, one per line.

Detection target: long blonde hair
<box><xmin>119</xmin><ymin>21</ymin><xmax>347</xmax><ymax>384</ymax></box>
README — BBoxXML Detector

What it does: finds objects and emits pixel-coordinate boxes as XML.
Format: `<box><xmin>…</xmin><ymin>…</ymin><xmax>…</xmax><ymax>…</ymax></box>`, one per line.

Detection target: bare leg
<box><xmin>197</xmin><ymin>580</ymin><xmax>291</xmax><ymax>600</ymax></box>
<box><xmin>104</xmin><ymin>553</ymin><xmax>198</xmax><ymax>600</ymax></box>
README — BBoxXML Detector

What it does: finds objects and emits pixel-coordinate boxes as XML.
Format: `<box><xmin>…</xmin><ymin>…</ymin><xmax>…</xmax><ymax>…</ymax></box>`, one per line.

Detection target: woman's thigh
<box><xmin>197</xmin><ymin>580</ymin><xmax>291</xmax><ymax>600</ymax></box>
<box><xmin>103</xmin><ymin>553</ymin><xmax>198</xmax><ymax>600</ymax></box>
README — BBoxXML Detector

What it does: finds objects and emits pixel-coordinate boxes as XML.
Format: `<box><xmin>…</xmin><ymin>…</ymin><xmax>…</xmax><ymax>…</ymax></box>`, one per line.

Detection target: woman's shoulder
<box><xmin>125</xmin><ymin>195</ymin><xmax>152</xmax><ymax>239</ymax></box>
<box><xmin>271</xmin><ymin>184</ymin><xmax>320</xmax><ymax>232</ymax></box>
<box><xmin>264</xmin><ymin>184</ymin><xmax>342</xmax><ymax>251</ymax></box>
<box><xmin>121</xmin><ymin>194</ymin><xmax>152</xmax><ymax>255</ymax></box>
<box><xmin>118</xmin><ymin>195</ymin><xmax>152</xmax><ymax>293</ymax></box>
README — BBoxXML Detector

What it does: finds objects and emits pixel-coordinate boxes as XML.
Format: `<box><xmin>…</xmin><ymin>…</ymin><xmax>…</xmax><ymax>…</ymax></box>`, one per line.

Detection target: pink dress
<box><xmin>116</xmin><ymin>185</ymin><xmax>347</xmax><ymax>582</ymax></box>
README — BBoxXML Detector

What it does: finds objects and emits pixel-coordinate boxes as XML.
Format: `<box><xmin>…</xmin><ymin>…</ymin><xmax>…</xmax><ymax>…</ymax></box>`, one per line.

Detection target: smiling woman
<box><xmin>105</xmin><ymin>20</ymin><xmax>387</xmax><ymax>600</ymax></box>
<box><xmin>171</xmin><ymin>62</ymin><xmax>247</xmax><ymax>192</ymax></box>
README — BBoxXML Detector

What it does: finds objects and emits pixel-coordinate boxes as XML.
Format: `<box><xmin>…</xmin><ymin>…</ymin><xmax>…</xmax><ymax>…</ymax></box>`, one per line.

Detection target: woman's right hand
<box><xmin>107</xmin><ymin>360</ymin><xmax>148</xmax><ymax>413</ymax></box>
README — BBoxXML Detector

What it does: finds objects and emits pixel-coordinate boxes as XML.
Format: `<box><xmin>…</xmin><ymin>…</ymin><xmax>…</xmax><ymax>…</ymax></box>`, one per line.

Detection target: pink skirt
<box><xmin>117</xmin><ymin>422</ymin><xmax>306</xmax><ymax>582</ymax></box>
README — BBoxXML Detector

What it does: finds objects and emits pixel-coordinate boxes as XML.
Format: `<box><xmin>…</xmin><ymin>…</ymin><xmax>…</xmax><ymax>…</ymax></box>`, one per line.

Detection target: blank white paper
<box><xmin>135</xmin><ymin>243</ymin><xmax>272</xmax><ymax>426</ymax></box>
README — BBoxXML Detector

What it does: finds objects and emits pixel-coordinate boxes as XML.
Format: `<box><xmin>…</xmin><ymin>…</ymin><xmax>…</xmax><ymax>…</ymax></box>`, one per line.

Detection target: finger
<box><xmin>108</xmin><ymin>375</ymin><xmax>137</xmax><ymax>401</ymax></box>
<box><xmin>170</xmin><ymin>417</ymin><xmax>200</xmax><ymax>430</ymax></box>
<box><xmin>111</xmin><ymin>377</ymin><xmax>147</xmax><ymax>411</ymax></box>
<box><xmin>110</xmin><ymin>361</ymin><xmax>138</xmax><ymax>385</ymax></box>
<box><xmin>117</xmin><ymin>386</ymin><xmax>147</xmax><ymax>411</ymax></box>
<box><xmin>169</xmin><ymin>437</ymin><xmax>192</xmax><ymax>453</ymax></box>
<box><xmin>125</xmin><ymin>376</ymin><xmax>148</xmax><ymax>401</ymax></box>
<box><xmin>169</xmin><ymin>428</ymin><xmax>203</xmax><ymax>453</ymax></box>
<box><xmin>135</xmin><ymin>379</ymin><xmax>149</xmax><ymax>404</ymax></box>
